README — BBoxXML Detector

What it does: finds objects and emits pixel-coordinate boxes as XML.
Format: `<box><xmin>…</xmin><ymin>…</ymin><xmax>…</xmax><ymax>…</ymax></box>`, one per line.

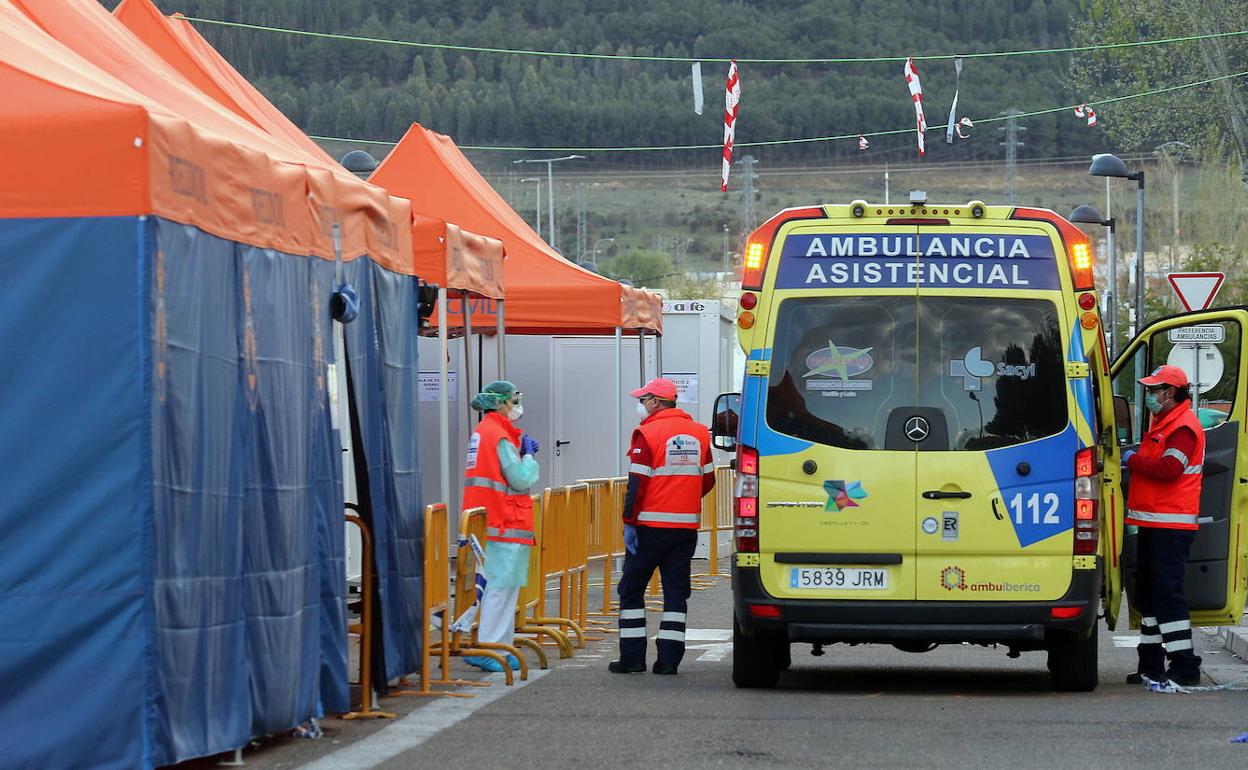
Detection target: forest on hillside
<box><xmin>131</xmin><ymin>0</ymin><xmax>1117</xmax><ymax>164</ymax></box>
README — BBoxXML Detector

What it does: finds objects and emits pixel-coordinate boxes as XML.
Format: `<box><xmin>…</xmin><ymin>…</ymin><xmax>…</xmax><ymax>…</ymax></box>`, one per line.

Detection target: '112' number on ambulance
<box><xmin>1009</xmin><ymin>492</ymin><xmax>1060</xmax><ymax>525</ymax></box>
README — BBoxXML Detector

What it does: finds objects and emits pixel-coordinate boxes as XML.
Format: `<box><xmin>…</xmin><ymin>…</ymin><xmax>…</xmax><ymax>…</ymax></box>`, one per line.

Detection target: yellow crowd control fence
<box><xmin>342</xmin><ymin>508</ymin><xmax>395</xmax><ymax>720</ymax></box>
<box><xmin>516</xmin><ymin>492</ymin><xmax>574</xmax><ymax>657</ymax></box>
<box><xmin>693</xmin><ymin>465</ymin><xmax>735</xmax><ymax>585</ymax></box>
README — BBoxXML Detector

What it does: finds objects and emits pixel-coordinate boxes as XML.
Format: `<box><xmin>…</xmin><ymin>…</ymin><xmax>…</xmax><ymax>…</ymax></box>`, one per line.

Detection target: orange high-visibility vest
<box><xmin>1126</xmin><ymin>405</ymin><xmax>1205</xmax><ymax>531</ymax></box>
<box><xmin>463</xmin><ymin>412</ymin><xmax>535</xmax><ymax>545</ymax></box>
<box><xmin>631</xmin><ymin>408</ymin><xmax>712</xmax><ymax>529</ymax></box>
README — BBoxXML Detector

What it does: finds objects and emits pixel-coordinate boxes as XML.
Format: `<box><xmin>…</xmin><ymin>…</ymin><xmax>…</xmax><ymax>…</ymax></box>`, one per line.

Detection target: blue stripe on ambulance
<box><xmin>744</xmin><ymin>347</ymin><xmax>814</xmax><ymax>457</ymax></box>
<box><xmin>984</xmin><ymin>423</ymin><xmax>1079</xmax><ymax>547</ymax></box>
<box><xmin>1067</xmin><ymin>324</ymin><xmax>1094</xmax><ymax>444</ymax></box>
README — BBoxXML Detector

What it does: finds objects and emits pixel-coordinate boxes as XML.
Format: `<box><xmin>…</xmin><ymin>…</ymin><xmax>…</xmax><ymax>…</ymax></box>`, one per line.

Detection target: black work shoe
<box><xmin>652</xmin><ymin>661</ymin><xmax>679</xmax><ymax>675</ymax></box>
<box><xmin>608</xmin><ymin>660</ymin><xmax>646</xmax><ymax>674</ymax></box>
<box><xmin>1126</xmin><ymin>671</ymin><xmax>1163</xmax><ymax>684</ymax></box>
<box><xmin>1166</xmin><ymin>670</ymin><xmax>1202</xmax><ymax>687</ymax></box>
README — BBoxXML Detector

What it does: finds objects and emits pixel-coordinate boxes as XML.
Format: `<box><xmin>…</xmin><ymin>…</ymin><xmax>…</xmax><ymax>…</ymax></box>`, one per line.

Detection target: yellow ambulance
<box><xmin>713</xmin><ymin>194</ymin><xmax>1248</xmax><ymax>690</ymax></box>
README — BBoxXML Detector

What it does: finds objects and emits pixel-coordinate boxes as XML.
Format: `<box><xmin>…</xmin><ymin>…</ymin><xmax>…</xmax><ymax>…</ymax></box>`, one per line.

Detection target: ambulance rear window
<box><xmin>766</xmin><ymin>296</ymin><xmax>1067</xmax><ymax>451</ymax></box>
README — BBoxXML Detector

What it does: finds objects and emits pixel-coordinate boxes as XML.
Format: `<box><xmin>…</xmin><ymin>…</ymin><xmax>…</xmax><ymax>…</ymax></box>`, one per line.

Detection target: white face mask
<box><xmin>507</xmin><ymin>404</ymin><xmax>524</xmax><ymax>421</ymax></box>
<box><xmin>636</xmin><ymin>402</ymin><xmax>650</xmax><ymax>418</ymax></box>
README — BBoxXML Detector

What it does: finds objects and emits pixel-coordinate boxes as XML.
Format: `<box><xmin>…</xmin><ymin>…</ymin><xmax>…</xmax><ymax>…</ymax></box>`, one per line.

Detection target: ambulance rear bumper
<box><xmin>733</xmin><ymin>564</ymin><xmax>1099</xmax><ymax>647</ymax></box>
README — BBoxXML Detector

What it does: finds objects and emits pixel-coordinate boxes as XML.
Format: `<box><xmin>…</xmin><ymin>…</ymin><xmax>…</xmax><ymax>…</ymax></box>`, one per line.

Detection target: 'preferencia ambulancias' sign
<box><xmin>776</xmin><ymin>233</ymin><xmax>1058</xmax><ymax>290</ymax></box>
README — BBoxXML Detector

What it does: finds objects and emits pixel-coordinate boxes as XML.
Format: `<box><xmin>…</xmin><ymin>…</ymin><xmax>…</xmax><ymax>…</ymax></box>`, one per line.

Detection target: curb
<box><xmin>1218</xmin><ymin>625</ymin><xmax>1248</xmax><ymax>660</ymax></box>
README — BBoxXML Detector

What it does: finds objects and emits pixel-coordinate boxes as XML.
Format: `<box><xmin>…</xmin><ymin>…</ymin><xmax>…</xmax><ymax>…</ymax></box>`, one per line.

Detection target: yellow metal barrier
<box><xmin>564</xmin><ymin>484</ymin><xmax>601</xmax><ymax>641</ymax></box>
<box><xmin>341</xmin><ymin>512</ymin><xmax>396</xmax><ymax>720</ymax></box>
<box><xmin>516</xmin><ymin>492</ymin><xmax>573</xmax><ymax>657</ymax></box>
<box><xmin>692</xmin><ymin>466</ymin><xmax>735</xmax><ymax>583</ymax></box>
<box><xmin>442</xmin><ymin>507</ymin><xmax>523</xmax><ymax>684</ymax></box>
<box><xmin>390</xmin><ymin>503</ymin><xmax>477</xmax><ymax>698</ymax></box>
<box><xmin>531</xmin><ymin>486</ymin><xmax>587</xmax><ymax>649</ymax></box>
<box><xmin>583</xmin><ymin>477</ymin><xmax>625</xmax><ymax>622</ymax></box>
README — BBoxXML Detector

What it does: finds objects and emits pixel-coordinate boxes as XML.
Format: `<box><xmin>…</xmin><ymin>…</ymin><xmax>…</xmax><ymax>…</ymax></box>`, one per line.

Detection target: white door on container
<box><xmin>550</xmin><ymin>337</ymin><xmax>642</xmax><ymax>485</ymax></box>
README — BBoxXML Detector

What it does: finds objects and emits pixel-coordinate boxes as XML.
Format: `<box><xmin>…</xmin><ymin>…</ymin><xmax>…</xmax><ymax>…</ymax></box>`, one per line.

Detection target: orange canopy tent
<box><xmin>113</xmin><ymin>0</ymin><xmax>507</xmax><ymax>300</ymax></box>
<box><xmin>11</xmin><ymin>0</ymin><xmax>410</xmax><ymax>268</ymax></box>
<box><xmin>371</xmin><ymin>124</ymin><xmax>662</xmax><ymax>335</ymax></box>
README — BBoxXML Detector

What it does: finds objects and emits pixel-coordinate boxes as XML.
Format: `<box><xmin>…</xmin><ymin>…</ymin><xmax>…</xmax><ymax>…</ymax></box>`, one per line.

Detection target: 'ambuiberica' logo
<box><xmin>939</xmin><ymin>565</ymin><xmax>1041</xmax><ymax>593</ymax></box>
<box><xmin>940</xmin><ymin>566</ymin><xmax>966</xmax><ymax>592</ymax></box>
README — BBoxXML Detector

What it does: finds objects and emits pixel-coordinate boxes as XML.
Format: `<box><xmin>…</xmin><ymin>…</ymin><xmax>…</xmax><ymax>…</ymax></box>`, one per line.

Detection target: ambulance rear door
<box><xmin>754</xmin><ymin>223</ymin><xmax>920</xmax><ymax>602</ymax></box>
<box><xmin>1111</xmin><ymin>309</ymin><xmax>1248</xmax><ymax>627</ymax></box>
<box><xmin>912</xmin><ymin>225</ymin><xmax>1084</xmax><ymax>602</ymax></box>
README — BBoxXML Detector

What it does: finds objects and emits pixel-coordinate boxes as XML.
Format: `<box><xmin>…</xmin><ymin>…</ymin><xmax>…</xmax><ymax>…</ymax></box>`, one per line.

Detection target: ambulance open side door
<box><xmin>1110</xmin><ymin>309</ymin><xmax>1248</xmax><ymax>627</ymax></box>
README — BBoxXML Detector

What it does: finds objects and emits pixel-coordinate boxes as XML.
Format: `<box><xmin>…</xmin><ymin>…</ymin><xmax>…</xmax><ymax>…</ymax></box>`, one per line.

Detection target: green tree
<box><xmin>605</xmin><ymin>249</ymin><xmax>675</xmax><ymax>287</ymax></box>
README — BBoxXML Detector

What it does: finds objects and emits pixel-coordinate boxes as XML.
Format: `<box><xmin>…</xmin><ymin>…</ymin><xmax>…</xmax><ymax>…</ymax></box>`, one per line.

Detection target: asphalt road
<box><xmin>202</xmin><ymin>565</ymin><xmax>1248</xmax><ymax>770</ymax></box>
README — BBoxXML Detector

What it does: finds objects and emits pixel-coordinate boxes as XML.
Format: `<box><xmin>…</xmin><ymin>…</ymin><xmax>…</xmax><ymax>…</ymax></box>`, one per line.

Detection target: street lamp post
<box><xmin>519</xmin><ymin>177</ymin><xmax>542</xmax><ymax>238</ymax></box>
<box><xmin>1089</xmin><ymin>153</ymin><xmax>1146</xmax><ymax>335</ymax></box>
<box><xmin>513</xmin><ymin>155</ymin><xmax>585</xmax><ymax>251</ymax></box>
<box><xmin>590</xmin><ymin>237</ymin><xmax>615</xmax><ymax>268</ymax></box>
<box><xmin>1070</xmin><ymin>204</ymin><xmax>1118</xmax><ymax>357</ymax></box>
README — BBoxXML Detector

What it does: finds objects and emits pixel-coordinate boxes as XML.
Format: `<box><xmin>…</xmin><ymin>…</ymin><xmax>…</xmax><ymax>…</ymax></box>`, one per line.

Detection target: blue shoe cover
<box><xmin>463</xmin><ymin>655</ymin><xmax>504</xmax><ymax>672</ymax></box>
<box><xmin>506</xmin><ymin>654</ymin><xmax>520</xmax><ymax>671</ymax></box>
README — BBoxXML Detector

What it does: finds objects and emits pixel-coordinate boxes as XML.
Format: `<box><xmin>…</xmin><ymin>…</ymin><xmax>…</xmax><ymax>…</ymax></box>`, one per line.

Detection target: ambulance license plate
<box><xmin>789</xmin><ymin>567</ymin><xmax>888</xmax><ymax>590</ymax></box>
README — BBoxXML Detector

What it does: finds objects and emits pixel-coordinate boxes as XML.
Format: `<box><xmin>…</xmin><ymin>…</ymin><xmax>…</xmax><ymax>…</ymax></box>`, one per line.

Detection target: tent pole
<box><xmin>496</xmin><ymin>300</ymin><xmax>506</xmax><ymax>380</ymax></box>
<box><xmin>615</xmin><ymin>326</ymin><xmax>623</xmax><ymax>477</ymax></box>
<box><xmin>638</xmin><ymin>329</ymin><xmax>646</xmax><ymax>385</ymax></box>
<box><xmin>438</xmin><ymin>288</ymin><xmax>450</xmax><ymax>510</ymax></box>
<box><xmin>656</xmin><ymin>332</ymin><xmax>663</xmax><ymax>378</ymax></box>
<box><xmin>463</xmin><ymin>291</ymin><xmax>475</xmax><ymax>429</ymax></box>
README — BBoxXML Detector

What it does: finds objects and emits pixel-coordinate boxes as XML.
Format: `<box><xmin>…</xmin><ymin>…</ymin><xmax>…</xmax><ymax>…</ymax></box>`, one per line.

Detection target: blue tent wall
<box><xmin>341</xmin><ymin>260</ymin><xmax>424</xmax><ymax>681</ymax></box>
<box><xmin>0</xmin><ymin>216</ymin><xmax>152</xmax><ymax>770</ymax></box>
<box><xmin>372</xmin><ymin>264</ymin><xmax>424</xmax><ymax>674</ymax></box>
<box><xmin>147</xmin><ymin>220</ymin><xmax>347</xmax><ymax>765</ymax></box>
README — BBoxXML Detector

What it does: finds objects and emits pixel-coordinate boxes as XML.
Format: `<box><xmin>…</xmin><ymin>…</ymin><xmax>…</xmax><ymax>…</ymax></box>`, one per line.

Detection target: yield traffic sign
<box><xmin>1167</xmin><ymin>272</ymin><xmax>1225</xmax><ymax>312</ymax></box>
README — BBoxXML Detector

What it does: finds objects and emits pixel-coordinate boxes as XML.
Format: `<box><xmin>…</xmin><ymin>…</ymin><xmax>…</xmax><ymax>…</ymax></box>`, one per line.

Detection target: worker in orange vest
<box><xmin>462</xmin><ymin>380</ymin><xmax>541</xmax><ymax>673</ymax></box>
<box><xmin>609</xmin><ymin>378</ymin><xmax>714</xmax><ymax>676</ymax></box>
<box><xmin>1123</xmin><ymin>365</ymin><xmax>1205</xmax><ymax>687</ymax></box>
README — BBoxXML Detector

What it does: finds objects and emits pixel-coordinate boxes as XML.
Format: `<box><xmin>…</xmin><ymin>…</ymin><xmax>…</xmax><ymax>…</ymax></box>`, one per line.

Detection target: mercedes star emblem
<box><xmin>905</xmin><ymin>416</ymin><xmax>930</xmax><ymax>442</ymax></box>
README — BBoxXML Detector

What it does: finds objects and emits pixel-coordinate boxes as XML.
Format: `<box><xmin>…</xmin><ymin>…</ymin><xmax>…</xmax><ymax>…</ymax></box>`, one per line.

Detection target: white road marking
<box><xmin>685</xmin><ymin>628</ymin><xmax>732</xmax><ymax>642</ymax></box>
<box><xmin>688</xmin><ymin>642</ymin><xmax>733</xmax><ymax>662</ymax></box>
<box><xmin>297</xmin><ymin>670</ymin><xmax>548</xmax><ymax>770</ymax></box>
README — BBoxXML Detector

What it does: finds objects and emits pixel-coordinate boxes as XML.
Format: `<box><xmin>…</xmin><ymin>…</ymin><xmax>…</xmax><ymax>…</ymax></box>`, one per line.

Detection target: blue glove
<box><xmin>623</xmin><ymin>524</ymin><xmax>638</xmax><ymax>555</ymax></box>
<box><xmin>520</xmin><ymin>434</ymin><xmax>540</xmax><ymax>456</ymax></box>
<box><xmin>1121</xmin><ymin>449</ymin><xmax>1136</xmax><ymax>467</ymax></box>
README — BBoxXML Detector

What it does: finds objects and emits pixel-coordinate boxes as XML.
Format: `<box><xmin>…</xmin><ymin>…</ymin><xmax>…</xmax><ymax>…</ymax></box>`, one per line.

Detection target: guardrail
<box><xmin>342</xmin><ymin>509</ymin><xmax>396</xmax><ymax>720</ymax></box>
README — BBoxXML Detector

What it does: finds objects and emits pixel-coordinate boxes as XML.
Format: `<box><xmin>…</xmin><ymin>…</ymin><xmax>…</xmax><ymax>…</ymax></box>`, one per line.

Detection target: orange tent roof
<box><xmin>114</xmin><ymin>0</ymin><xmax>503</xmax><ymax>298</ymax></box>
<box><xmin>371</xmin><ymin>124</ymin><xmax>661</xmax><ymax>334</ymax></box>
<box><xmin>5</xmin><ymin>0</ymin><xmax>410</xmax><ymax>269</ymax></box>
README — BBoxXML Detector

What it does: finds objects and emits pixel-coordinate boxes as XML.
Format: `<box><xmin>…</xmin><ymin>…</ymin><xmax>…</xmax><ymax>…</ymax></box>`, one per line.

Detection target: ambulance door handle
<box><xmin>922</xmin><ymin>490</ymin><xmax>971</xmax><ymax>500</ymax></box>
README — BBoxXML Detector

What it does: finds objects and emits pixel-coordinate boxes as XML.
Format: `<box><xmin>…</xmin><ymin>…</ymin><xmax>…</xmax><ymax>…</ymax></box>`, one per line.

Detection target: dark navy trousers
<box><xmin>616</xmin><ymin>526</ymin><xmax>698</xmax><ymax>666</ymax></box>
<box><xmin>1134</xmin><ymin>527</ymin><xmax>1202</xmax><ymax>679</ymax></box>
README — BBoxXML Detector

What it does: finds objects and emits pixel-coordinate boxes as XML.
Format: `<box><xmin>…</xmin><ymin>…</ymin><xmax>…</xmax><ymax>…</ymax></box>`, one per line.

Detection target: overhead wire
<box><xmin>307</xmin><ymin>69</ymin><xmax>1248</xmax><ymax>153</ymax></box>
<box><xmin>183</xmin><ymin>15</ymin><xmax>1248</xmax><ymax>65</ymax></box>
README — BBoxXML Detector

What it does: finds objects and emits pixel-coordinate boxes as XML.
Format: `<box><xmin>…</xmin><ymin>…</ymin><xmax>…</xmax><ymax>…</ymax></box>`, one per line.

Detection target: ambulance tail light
<box><xmin>1010</xmin><ymin>207</ymin><xmax>1095</xmax><ymax>291</ymax></box>
<box><xmin>1074</xmin><ymin>446</ymin><xmax>1100</xmax><ymax>555</ymax></box>
<box><xmin>740</xmin><ymin>207</ymin><xmax>824</xmax><ymax>291</ymax></box>
<box><xmin>735</xmin><ymin>445</ymin><xmax>760</xmax><ymax>553</ymax></box>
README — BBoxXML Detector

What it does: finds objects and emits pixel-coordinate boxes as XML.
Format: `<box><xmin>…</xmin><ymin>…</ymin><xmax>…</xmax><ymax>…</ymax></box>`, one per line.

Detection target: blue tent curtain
<box><xmin>0</xmin><ymin>216</ymin><xmax>151</xmax><ymax>770</ymax></box>
<box><xmin>0</xmin><ymin>215</ymin><xmax>417</xmax><ymax>769</ymax></box>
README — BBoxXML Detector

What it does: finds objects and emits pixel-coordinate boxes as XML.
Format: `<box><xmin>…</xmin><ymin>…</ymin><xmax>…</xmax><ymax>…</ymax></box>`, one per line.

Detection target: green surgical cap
<box><xmin>470</xmin><ymin>380</ymin><xmax>518</xmax><ymax>412</ymax></box>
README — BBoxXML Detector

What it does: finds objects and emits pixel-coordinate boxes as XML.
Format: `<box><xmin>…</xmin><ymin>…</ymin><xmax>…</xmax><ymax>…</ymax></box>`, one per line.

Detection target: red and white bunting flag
<box><xmin>858</xmin><ymin>135</ymin><xmax>870</xmax><ymax>151</ymax></box>
<box><xmin>722</xmin><ymin>60</ymin><xmax>741</xmax><ymax>192</ymax></box>
<box><xmin>1075</xmin><ymin>104</ymin><xmax>1098</xmax><ymax>127</ymax></box>
<box><xmin>903</xmin><ymin>57</ymin><xmax>926</xmax><ymax>156</ymax></box>
<box><xmin>955</xmin><ymin>117</ymin><xmax>973</xmax><ymax>139</ymax></box>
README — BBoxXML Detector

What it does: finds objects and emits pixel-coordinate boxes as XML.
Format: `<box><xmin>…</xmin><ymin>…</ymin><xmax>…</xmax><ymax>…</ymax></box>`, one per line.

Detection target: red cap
<box><xmin>630</xmin><ymin>377</ymin><xmax>678</xmax><ymax>401</ymax></box>
<box><xmin>1139</xmin><ymin>364</ymin><xmax>1189</xmax><ymax>388</ymax></box>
